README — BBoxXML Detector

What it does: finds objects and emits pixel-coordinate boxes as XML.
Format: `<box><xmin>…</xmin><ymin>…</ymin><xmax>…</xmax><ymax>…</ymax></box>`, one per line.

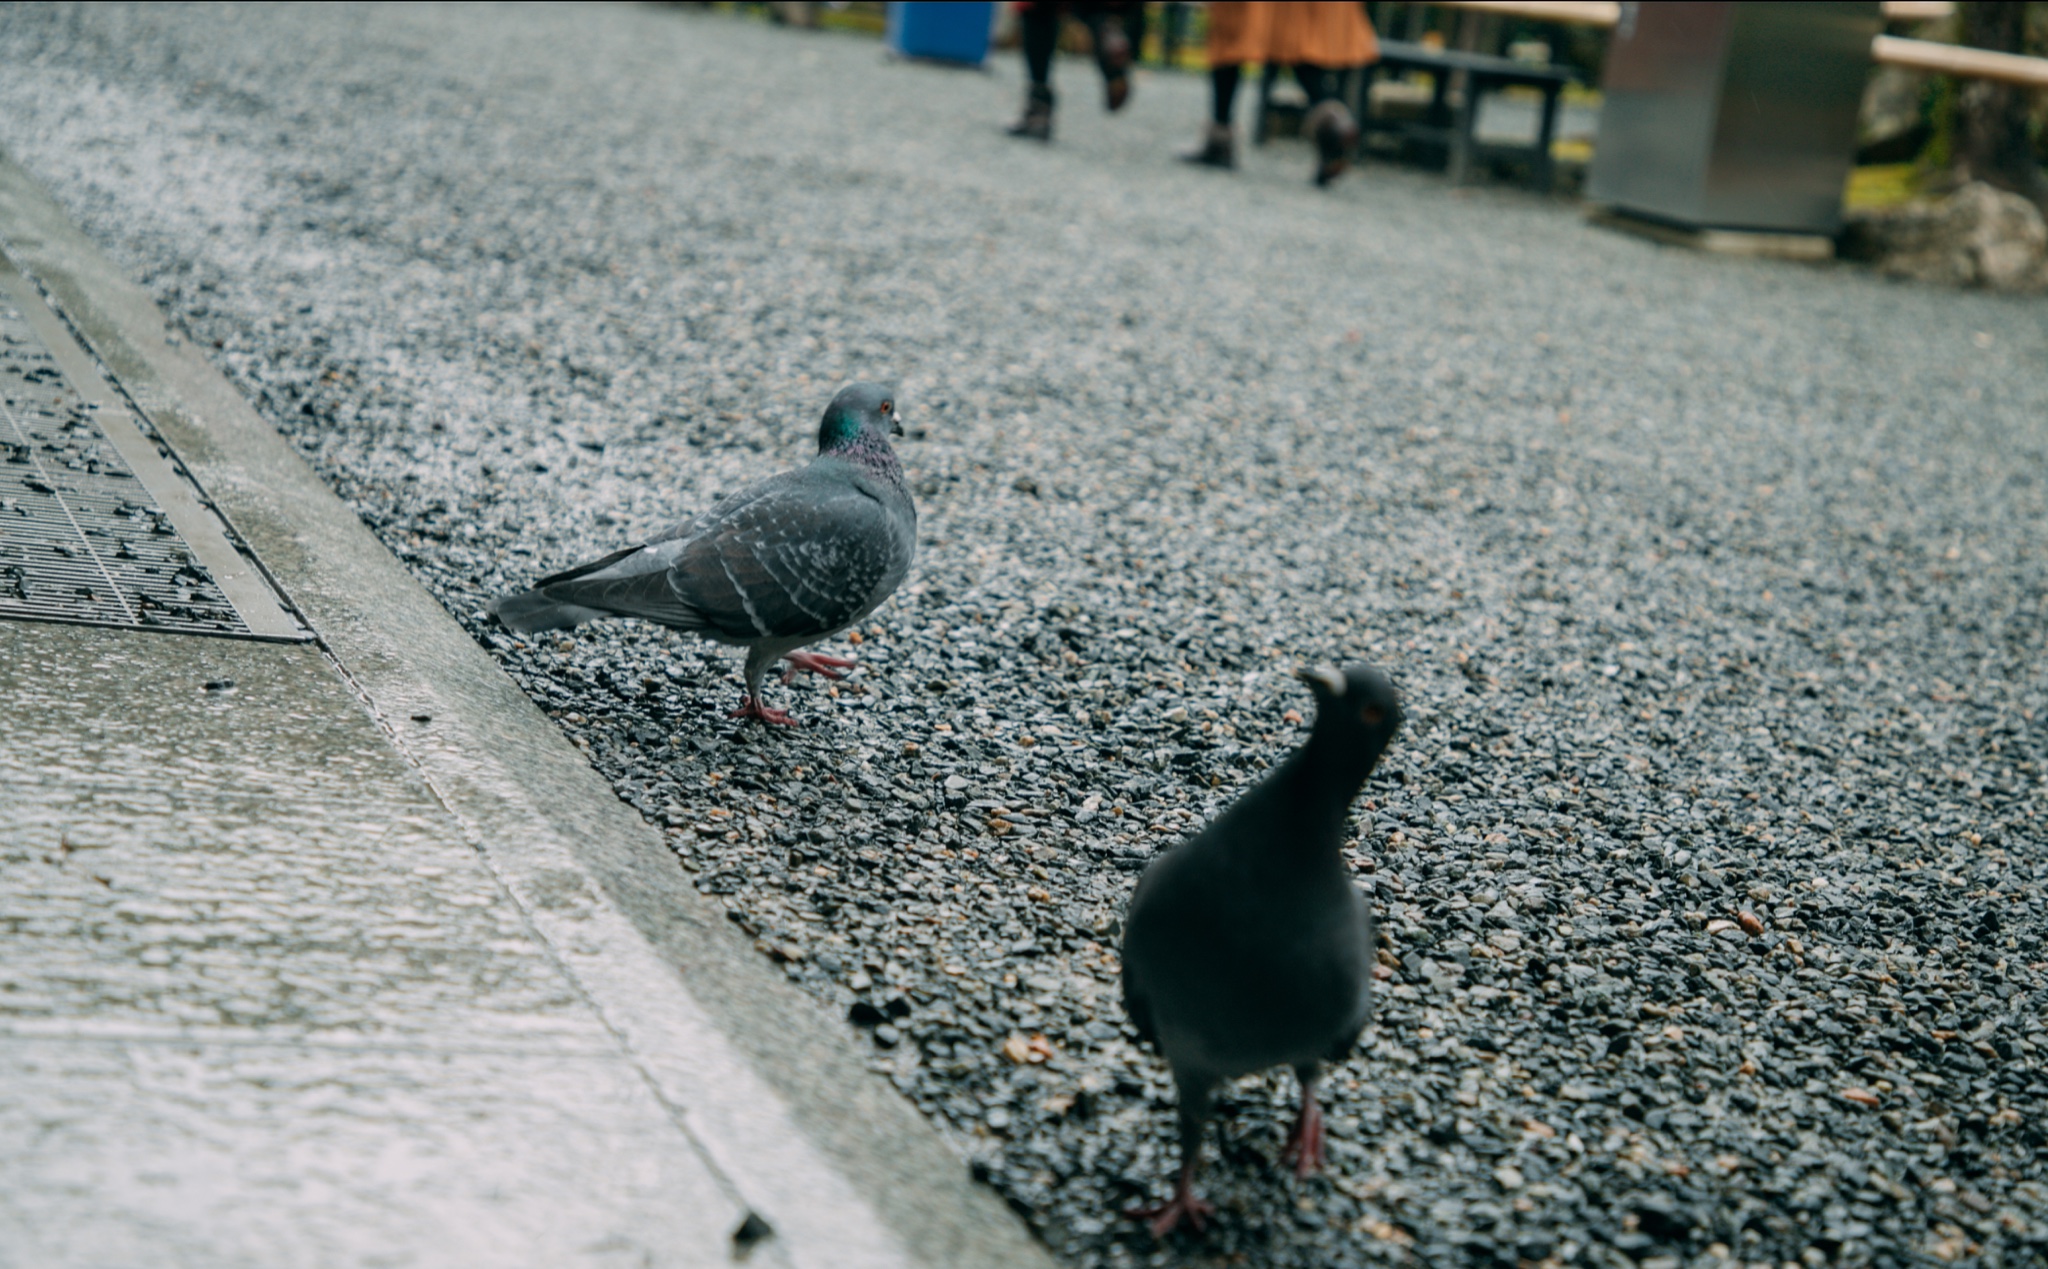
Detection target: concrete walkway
<box><xmin>0</xmin><ymin>154</ymin><xmax>1048</xmax><ymax>1269</ymax></box>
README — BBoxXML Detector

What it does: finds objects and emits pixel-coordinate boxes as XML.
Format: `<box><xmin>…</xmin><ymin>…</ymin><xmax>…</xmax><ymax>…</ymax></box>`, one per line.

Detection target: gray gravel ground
<box><xmin>4</xmin><ymin>5</ymin><xmax>2047</xmax><ymax>1266</ymax></box>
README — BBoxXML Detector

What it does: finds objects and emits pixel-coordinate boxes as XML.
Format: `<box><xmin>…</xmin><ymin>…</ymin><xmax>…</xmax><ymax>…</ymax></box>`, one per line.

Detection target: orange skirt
<box><xmin>1207</xmin><ymin>2</ymin><xmax>1380</xmax><ymax>69</ymax></box>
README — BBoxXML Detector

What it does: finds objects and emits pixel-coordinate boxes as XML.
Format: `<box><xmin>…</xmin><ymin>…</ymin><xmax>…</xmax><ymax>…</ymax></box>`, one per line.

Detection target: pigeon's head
<box><xmin>818</xmin><ymin>381</ymin><xmax>904</xmax><ymax>452</ymax></box>
<box><xmin>1297</xmin><ymin>663</ymin><xmax>1403</xmax><ymax>768</ymax></box>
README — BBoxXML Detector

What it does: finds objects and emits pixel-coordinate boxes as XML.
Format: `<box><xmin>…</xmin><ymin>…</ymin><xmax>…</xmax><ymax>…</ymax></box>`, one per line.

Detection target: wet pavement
<box><xmin>2</xmin><ymin>622</ymin><xmax>747</xmax><ymax>1268</ymax></box>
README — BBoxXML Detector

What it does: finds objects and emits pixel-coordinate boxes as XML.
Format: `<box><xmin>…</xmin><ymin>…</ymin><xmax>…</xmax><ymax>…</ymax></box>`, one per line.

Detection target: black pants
<box><xmin>1021</xmin><ymin>2</ymin><xmax>1147</xmax><ymax>91</ymax></box>
<box><xmin>1210</xmin><ymin>62</ymin><xmax>1339</xmax><ymax>126</ymax></box>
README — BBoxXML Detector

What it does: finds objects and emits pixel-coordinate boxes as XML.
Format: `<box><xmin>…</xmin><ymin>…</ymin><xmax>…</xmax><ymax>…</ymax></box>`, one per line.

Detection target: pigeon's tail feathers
<box><xmin>493</xmin><ymin>540</ymin><xmax>716</xmax><ymax>634</ymax></box>
<box><xmin>488</xmin><ymin>542</ymin><xmax>655</xmax><ymax>631</ymax></box>
<box><xmin>489</xmin><ymin>542</ymin><xmax>683</xmax><ymax>632</ymax></box>
<box><xmin>1121</xmin><ymin>969</ymin><xmax>1159</xmax><ymax>1049</ymax></box>
<box><xmin>1325</xmin><ymin>1019</ymin><xmax>1369</xmax><ymax>1065</ymax></box>
<box><xmin>487</xmin><ymin>588</ymin><xmax>610</xmax><ymax>634</ymax></box>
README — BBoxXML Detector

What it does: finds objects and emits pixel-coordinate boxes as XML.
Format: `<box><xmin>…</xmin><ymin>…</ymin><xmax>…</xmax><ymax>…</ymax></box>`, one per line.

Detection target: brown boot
<box><xmin>1097</xmin><ymin>24</ymin><xmax>1132</xmax><ymax>111</ymax></box>
<box><xmin>1305</xmin><ymin>99</ymin><xmax>1359</xmax><ymax>187</ymax></box>
<box><xmin>1007</xmin><ymin>86</ymin><xmax>1054</xmax><ymax>141</ymax></box>
<box><xmin>1180</xmin><ymin>122</ymin><xmax>1235</xmax><ymax>169</ymax></box>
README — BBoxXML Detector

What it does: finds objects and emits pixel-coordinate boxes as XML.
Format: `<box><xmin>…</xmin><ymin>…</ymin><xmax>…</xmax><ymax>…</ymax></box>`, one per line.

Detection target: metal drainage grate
<box><xmin>0</xmin><ymin>252</ymin><xmax>306</xmax><ymax>640</ymax></box>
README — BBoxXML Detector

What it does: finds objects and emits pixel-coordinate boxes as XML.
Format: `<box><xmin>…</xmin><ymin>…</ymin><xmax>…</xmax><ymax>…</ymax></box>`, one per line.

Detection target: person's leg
<box><xmin>1182</xmin><ymin>62</ymin><xmax>1239</xmax><ymax>167</ymax></box>
<box><xmin>1008</xmin><ymin>3</ymin><xmax>1059</xmax><ymax>140</ymax></box>
<box><xmin>1188</xmin><ymin>2</ymin><xmax>1256</xmax><ymax>166</ymax></box>
<box><xmin>1079</xmin><ymin>4</ymin><xmax>1138</xmax><ymax>112</ymax></box>
<box><xmin>1297</xmin><ymin>62</ymin><xmax>1358</xmax><ymax>186</ymax></box>
<box><xmin>1211</xmin><ymin>63</ymin><xmax>1241</xmax><ymax>126</ymax></box>
<box><xmin>1116</xmin><ymin>3</ymin><xmax>1146</xmax><ymax>71</ymax></box>
<box><xmin>1292</xmin><ymin>63</ymin><xmax>1332</xmax><ymax>105</ymax></box>
<box><xmin>1021</xmin><ymin>3</ymin><xmax>1058</xmax><ymax>91</ymax></box>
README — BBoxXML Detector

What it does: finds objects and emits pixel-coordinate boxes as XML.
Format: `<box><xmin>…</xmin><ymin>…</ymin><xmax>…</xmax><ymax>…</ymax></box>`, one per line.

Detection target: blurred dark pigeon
<box><xmin>1120</xmin><ymin>664</ymin><xmax>1403</xmax><ymax>1236</ymax></box>
<box><xmin>489</xmin><ymin>382</ymin><xmax>916</xmax><ymax>725</ymax></box>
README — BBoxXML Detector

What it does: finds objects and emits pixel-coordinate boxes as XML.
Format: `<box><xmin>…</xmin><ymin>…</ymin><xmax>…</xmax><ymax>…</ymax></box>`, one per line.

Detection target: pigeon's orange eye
<box><xmin>880</xmin><ymin>400</ymin><xmax>893</xmax><ymax>414</ymax></box>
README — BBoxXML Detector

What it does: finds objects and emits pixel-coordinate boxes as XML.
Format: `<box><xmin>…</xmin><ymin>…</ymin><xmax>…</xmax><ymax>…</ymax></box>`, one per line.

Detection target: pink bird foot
<box><xmin>1123</xmin><ymin>1188</ymin><xmax>1215</xmax><ymax>1240</ymax></box>
<box><xmin>1280</xmin><ymin>1089</ymin><xmax>1325</xmax><ymax>1177</ymax></box>
<box><xmin>780</xmin><ymin>650</ymin><xmax>857</xmax><ymax>684</ymax></box>
<box><xmin>728</xmin><ymin>695</ymin><xmax>798</xmax><ymax>726</ymax></box>
<box><xmin>1123</xmin><ymin>1157</ymin><xmax>1214</xmax><ymax>1239</ymax></box>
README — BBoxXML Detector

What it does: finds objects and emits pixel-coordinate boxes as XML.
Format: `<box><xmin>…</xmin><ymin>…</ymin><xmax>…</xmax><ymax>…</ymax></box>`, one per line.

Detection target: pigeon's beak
<box><xmin>889</xmin><ymin>414</ymin><xmax>905</xmax><ymax>438</ymax></box>
<box><xmin>1295</xmin><ymin>665</ymin><xmax>1347</xmax><ymax>697</ymax></box>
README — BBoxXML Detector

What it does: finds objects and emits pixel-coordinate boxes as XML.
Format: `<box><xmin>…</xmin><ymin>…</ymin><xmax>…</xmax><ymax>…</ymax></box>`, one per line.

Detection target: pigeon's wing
<box><xmin>1120</xmin><ymin>837</ymin><xmax>1202</xmax><ymax>1053</ymax></box>
<box><xmin>533</xmin><ymin>543</ymin><xmax>646</xmax><ymax>588</ymax></box>
<box><xmin>667</xmin><ymin>472</ymin><xmax>901</xmax><ymax>642</ymax></box>
<box><xmin>1323</xmin><ymin>891</ymin><xmax>1376</xmax><ymax>1062</ymax></box>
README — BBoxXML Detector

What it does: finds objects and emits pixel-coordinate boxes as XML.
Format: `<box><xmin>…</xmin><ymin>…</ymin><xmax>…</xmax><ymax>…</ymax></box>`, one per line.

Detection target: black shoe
<box><xmin>1306</xmin><ymin>100</ymin><xmax>1358</xmax><ymax>187</ymax></box>
<box><xmin>1008</xmin><ymin>86</ymin><xmax>1054</xmax><ymax>141</ymax></box>
<box><xmin>1180</xmin><ymin>123</ymin><xmax>1235</xmax><ymax>169</ymax></box>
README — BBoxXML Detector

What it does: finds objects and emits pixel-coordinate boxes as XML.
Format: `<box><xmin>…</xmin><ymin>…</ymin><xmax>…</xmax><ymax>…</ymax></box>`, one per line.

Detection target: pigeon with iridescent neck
<box><xmin>489</xmin><ymin>382</ymin><xmax>916</xmax><ymax>725</ymax></box>
<box><xmin>1120</xmin><ymin>664</ymin><xmax>1402</xmax><ymax>1237</ymax></box>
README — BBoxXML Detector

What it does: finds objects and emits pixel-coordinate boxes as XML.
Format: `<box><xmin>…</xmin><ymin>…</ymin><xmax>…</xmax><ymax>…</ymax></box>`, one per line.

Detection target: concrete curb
<box><xmin>0</xmin><ymin>148</ymin><xmax>1053</xmax><ymax>1269</ymax></box>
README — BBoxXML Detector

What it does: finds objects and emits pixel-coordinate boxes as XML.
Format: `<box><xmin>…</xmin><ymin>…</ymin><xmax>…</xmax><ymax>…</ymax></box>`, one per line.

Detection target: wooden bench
<box><xmin>1422</xmin><ymin>0</ymin><xmax>2048</xmax><ymax>89</ymax></box>
<box><xmin>1424</xmin><ymin>1</ymin><xmax>1966</xmax><ymax>27</ymax></box>
<box><xmin>1355</xmin><ymin>39</ymin><xmax>1578</xmax><ymax>192</ymax></box>
<box><xmin>1871</xmin><ymin>35</ymin><xmax>2048</xmax><ymax>88</ymax></box>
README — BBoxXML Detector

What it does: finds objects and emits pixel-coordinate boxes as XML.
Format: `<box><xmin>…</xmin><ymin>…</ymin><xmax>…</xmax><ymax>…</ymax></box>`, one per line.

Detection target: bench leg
<box><xmin>1534</xmin><ymin>85</ymin><xmax>1561</xmax><ymax>194</ymax></box>
<box><xmin>1350</xmin><ymin>63</ymin><xmax>1389</xmax><ymax>164</ymax></box>
<box><xmin>1448</xmin><ymin>83</ymin><xmax>1476</xmax><ymax>184</ymax></box>
<box><xmin>1425</xmin><ymin>66</ymin><xmax>1451</xmax><ymax>128</ymax></box>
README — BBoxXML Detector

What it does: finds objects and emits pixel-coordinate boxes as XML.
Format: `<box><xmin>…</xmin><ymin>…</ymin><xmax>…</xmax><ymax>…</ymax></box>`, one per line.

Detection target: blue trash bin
<box><xmin>885</xmin><ymin>2</ymin><xmax>995</xmax><ymax>66</ymax></box>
